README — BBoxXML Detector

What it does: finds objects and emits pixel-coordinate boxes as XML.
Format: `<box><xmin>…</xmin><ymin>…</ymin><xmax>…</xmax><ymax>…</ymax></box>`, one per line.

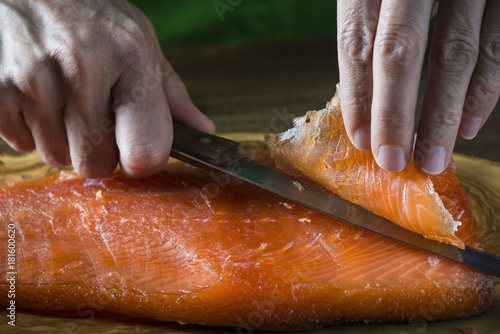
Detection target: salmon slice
<box><xmin>267</xmin><ymin>88</ymin><xmax>465</xmax><ymax>248</ymax></box>
<box><xmin>0</xmin><ymin>152</ymin><xmax>494</xmax><ymax>330</ymax></box>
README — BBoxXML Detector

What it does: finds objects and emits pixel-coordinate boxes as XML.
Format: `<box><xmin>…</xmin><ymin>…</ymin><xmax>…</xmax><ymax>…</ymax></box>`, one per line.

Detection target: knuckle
<box><xmin>161</xmin><ymin>68</ymin><xmax>183</xmax><ymax>92</ymax></box>
<box><xmin>72</xmin><ymin>154</ymin><xmax>117</xmax><ymax>178</ymax></box>
<box><xmin>42</xmin><ymin>33</ymin><xmax>88</xmax><ymax>94</ymax></box>
<box><xmin>122</xmin><ymin>143</ymin><xmax>167</xmax><ymax>172</ymax></box>
<box><xmin>4</xmin><ymin>65</ymin><xmax>38</xmax><ymax>101</ymax></box>
<box><xmin>55</xmin><ymin>42</ymin><xmax>87</xmax><ymax>90</ymax></box>
<box><xmin>341</xmin><ymin>93</ymin><xmax>371</xmax><ymax>119</ymax></box>
<box><xmin>373</xmin><ymin>111</ymin><xmax>411</xmax><ymax>130</ymax></box>
<box><xmin>480</xmin><ymin>35</ymin><xmax>500</xmax><ymax>66</ymax></box>
<box><xmin>432</xmin><ymin>110</ymin><xmax>462</xmax><ymax>128</ymax></box>
<box><xmin>76</xmin><ymin>166</ymin><xmax>111</xmax><ymax>179</ymax></box>
<box><xmin>337</xmin><ymin>23</ymin><xmax>374</xmax><ymax>63</ymax></box>
<box><xmin>41</xmin><ymin>26</ymin><xmax>87</xmax><ymax>89</ymax></box>
<box><xmin>40</xmin><ymin>151</ymin><xmax>69</xmax><ymax>168</ymax></box>
<box><xmin>113</xmin><ymin>22</ymin><xmax>151</xmax><ymax>69</ymax></box>
<box><xmin>372</xmin><ymin>110</ymin><xmax>414</xmax><ymax>148</ymax></box>
<box><xmin>374</xmin><ymin>28</ymin><xmax>423</xmax><ymax>69</ymax></box>
<box><xmin>432</xmin><ymin>35</ymin><xmax>478</xmax><ymax>70</ymax></box>
<box><xmin>464</xmin><ymin>76</ymin><xmax>498</xmax><ymax>116</ymax></box>
<box><xmin>427</xmin><ymin>111</ymin><xmax>462</xmax><ymax>143</ymax></box>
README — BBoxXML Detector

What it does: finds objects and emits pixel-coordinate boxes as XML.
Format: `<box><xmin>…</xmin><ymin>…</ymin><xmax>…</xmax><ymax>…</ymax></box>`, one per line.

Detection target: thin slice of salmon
<box><xmin>267</xmin><ymin>88</ymin><xmax>465</xmax><ymax>248</ymax></box>
<box><xmin>0</xmin><ymin>151</ymin><xmax>494</xmax><ymax>330</ymax></box>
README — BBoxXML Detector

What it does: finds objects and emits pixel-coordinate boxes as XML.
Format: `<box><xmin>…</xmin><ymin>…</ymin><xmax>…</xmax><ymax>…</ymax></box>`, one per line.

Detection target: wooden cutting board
<box><xmin>0</xmin><ymin>134</ymin><xmax>499</xmax><ymax>334</ymax></box>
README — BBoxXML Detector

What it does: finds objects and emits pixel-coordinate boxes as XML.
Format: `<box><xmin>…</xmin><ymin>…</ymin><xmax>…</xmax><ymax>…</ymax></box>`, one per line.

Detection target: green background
<box><xmin>127</xmin><ymin>0</ymin><xmax>337</xmax><ymax>49</ymax></box>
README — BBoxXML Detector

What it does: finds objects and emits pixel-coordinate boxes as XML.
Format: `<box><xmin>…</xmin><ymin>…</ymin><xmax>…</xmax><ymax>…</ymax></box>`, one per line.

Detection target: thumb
<box><xmin>160</xmin><ymin>58</ymin><xmax>215</xmax><ymax>134</ymax></box>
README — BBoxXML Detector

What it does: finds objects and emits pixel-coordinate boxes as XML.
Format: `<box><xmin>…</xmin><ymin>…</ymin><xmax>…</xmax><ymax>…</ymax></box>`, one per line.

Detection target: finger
<box><xmin>431</xmin><ymin>1</ymin><xmax>439</xmax><ymax>18</ymax></box>
<box><xmin>160</xmin><ymin>56</ymin><xmax>215</xmax><ymax>134</ymax></box>
<box><xmin>0</xmin><ymin>13</ymin><xmax>40</xmax><ymax>153</ymax></box>
<box><xmin>337</xmin><ymin>0</ymin><xmax>381</xmax><ymax>151</ymax></box>
<box><xmin>65</xmin><ymin>85</ymin><xmax>118</xmax><ymax>178</ymax></box>
<box><xmin>22</xmin><ymin>62</ymin><xmax>70</xmax><ymax>167</ymax></box>
<box><xmin>0</xmin><ymin>89</ymin><xmax>35</xmax><ymax>151</ymax></box>
<box><xmin>371</xmin><ymin>0</ymin><xmax>435</xmax><ymax>172</ymax></box>
<box><xmin>415</xmin><ymin>0</ymin><xmax>486</xmax><ymax>174</ymax></box>
<box><xmin>139</xmin><ymin>11</ymin><xmax>213</xmax><ymax>134</ymax></box>
<box><xmin>113</xmin><ymin>57</ymin><xmax>172</xmax><ymax>178</ymax></box>
<box><xmin>459</xmin><ymin>0</ymin><xmax>500</xmax><ymax>140</ymax></box>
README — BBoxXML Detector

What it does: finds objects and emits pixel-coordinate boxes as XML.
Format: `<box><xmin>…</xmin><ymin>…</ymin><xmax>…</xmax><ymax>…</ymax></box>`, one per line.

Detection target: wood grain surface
<box><xmin>0</xmin><ymin>136</ymin><xmax>499</xmax><ymax>334</ymax></box>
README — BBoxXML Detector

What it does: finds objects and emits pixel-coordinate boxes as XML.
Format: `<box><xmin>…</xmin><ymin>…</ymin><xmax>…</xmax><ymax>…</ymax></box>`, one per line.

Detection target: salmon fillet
<box><xmin>0</xmin><ymin>101</ymin><xmax>495</xmax><ymax>330</ymax></box>
<box><xmin>268</xmin><ymin>88</ymin><xmax>465</xmax><ymax>248</ymax></box>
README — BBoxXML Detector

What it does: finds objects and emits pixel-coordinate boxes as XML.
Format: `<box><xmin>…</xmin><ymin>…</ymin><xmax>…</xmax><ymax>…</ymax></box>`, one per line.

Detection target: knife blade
<box><xmin>170</xmin><ymin>122</ymin><xmax>500</xmax><ymax>278</ymax></box>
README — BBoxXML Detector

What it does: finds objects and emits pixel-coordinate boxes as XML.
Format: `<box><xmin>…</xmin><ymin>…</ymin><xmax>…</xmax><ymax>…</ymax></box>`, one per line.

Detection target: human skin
<box><xmin>0</xmin><ymin>0</ymin><xmax>215</xmax><ymax>178</ymax></box>
<box><xmin>337</xmin><ymin>0</ymin><xmax>500</xmax><ymax>174</ymax></box>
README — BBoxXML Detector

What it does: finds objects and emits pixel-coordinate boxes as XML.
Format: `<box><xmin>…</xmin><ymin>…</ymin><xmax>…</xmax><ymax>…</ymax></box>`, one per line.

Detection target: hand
<box><xmin>0</xmin><ymin>0</ymin><xmax>215</xmax><ymax>178</ymax></box>
<box><xmin>337</xmin><ymin>0</ymin><xmax>500</xmax><ymax>174</ymax></box>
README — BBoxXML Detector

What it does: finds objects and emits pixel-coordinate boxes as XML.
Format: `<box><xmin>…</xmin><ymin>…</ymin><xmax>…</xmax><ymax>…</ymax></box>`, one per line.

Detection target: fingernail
<box><xmin>353</xmin><ymin>125</ymin><xmax>371</xmax><ymax>151</ymax></box>
<box><xmin>419</xmin><ymin>146</ymin><xmax>446</xmax><ymax>175</ymax></box>
<box><xmin>377</xmin><ymin>145</ymin><xmax>406</xmax><ymax>172</ymax></box>
<box><xmin>459</xmin><ymin>117</ymin><xmax>482</xmax><ymax>140</ymax></box>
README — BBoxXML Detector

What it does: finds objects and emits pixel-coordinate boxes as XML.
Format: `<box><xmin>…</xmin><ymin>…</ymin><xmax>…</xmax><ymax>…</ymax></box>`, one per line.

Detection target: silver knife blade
<box><xmin>170</xmin><ymin>122</ymin><xmax>500</xmax><ymax>278</ymax></box>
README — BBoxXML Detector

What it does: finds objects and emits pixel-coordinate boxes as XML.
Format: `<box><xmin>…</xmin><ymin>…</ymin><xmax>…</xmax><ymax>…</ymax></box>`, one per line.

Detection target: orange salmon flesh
<box><xmin>0</xmin><ymin>90</ymin><xmax>495</xmax><ymax>330</ymax></box>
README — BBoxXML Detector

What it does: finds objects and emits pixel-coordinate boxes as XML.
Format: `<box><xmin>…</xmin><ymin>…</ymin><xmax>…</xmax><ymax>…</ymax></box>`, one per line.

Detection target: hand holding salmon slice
<box><xmin>267</xmin><ymin>87</ymin><xmax>465</xmax><ymax>248</ymax></box>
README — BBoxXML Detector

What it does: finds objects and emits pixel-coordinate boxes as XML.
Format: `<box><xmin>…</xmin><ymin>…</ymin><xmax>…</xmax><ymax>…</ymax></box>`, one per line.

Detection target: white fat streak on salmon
<box><xmin>335</xmin><ymin>237</ymin><xmax>393</xmax><ymax>281</ymax></box>
<box><xmin>199</xmin><ymin>191</ymin><xmax>217</xmax><ymax>216</ymax></box>
<box><xmin>94</xmin><ymin>222</ymin><xmax>120</xmax><ymax>288</ymax></box>
<box><xmin>56</xmin><ymin>171</ymin><xmax>83</xmax><ymax>182</ymax></box>
<box><xmin>292</xmin><ymin>181</ymin><xmax>305</xmax><ymax>192</ymax></box>
<box><xmin>280</xmin><ymin>202</ymin><xmax>294</xmax><ymax>209</ymax></box>
<box><xmin>332</xmin><ymin>239</ymin><xmax>452</xmax><ymax>286</ymax></box>
<box><xmin>118</xmin><ymin>234</ymin><xmax>219</xmax><ymax>294</ymax></box>
<box><xmin>426</xmin><ymin>179</ymin><xmax>462</xmax><ymax>238</ymax></box>
<box><xmin>428</xmin><ymin>255</ymin><xmax>441</xmax><ymax>267</ymax></box>
<box><xmin>256</xmin><ymin>226</ymin><xmax>341</xmax><ymax>285</ymax></box>
<box><xmin>68</xmin><ymin>175</ymin><xmax>222</xmax><ymax>293</ymax></box>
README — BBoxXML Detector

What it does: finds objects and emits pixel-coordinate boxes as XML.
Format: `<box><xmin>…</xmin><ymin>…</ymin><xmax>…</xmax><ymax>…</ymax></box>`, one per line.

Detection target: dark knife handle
<box><xmin>171</xmin><ymin>121</ymin><xmax>245</xmax><ymax>168</ymax></box>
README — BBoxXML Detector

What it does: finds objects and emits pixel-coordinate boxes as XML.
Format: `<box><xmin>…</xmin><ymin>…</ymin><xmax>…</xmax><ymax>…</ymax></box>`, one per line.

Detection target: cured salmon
<box><xmin>267</xmin><ymin>88</ymin><xmax>465</xmax><ymax>248</ymax></box>
<box><xmin>0</xmin><ymin>96</ymin><xmax>495</xmax><ymax>330</ymax></box>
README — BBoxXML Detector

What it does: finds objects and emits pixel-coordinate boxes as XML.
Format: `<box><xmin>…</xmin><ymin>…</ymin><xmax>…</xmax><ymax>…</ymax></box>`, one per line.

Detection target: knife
<box><xmin>170</xmin><ymin>122</ymin><xmax>500</xmax><ymax>278</ymax></box>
